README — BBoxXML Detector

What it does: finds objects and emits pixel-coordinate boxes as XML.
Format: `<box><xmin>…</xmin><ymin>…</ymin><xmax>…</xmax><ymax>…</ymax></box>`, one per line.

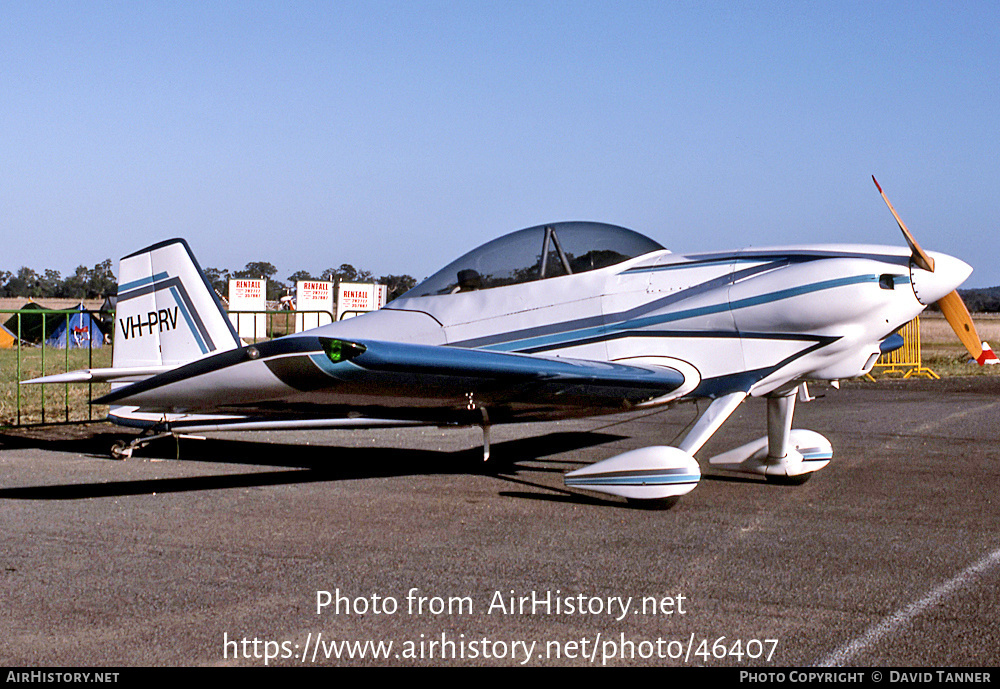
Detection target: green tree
<box><xmin>287</xmin><ymin>270</ymin><xmax>320</xmax><ymax>284</ymax></box>
<box><xmin>40</xmin><ymin>269</ymin><xmax>63</xmax><ymax>298</ymax></box>
<box><xmin>203</xmin><ymin>268</ymin><xmax>231</xmax><ymax>298</ymax></box>
<box><xmin>322</xmin><ymin>264</ymin><xmax>372</xmax><ymax>285</ymax></box>
<box><xmin>234</xmin><ymin>261</ymin><xmax>278</xmax><ymax>280</ymax></box>
<box><xmin>378</xmin><ymin>274</ymin><xmax>416</xmax><ymax>302</ymax></box>
<box><xmin>6</xmin><ymin>267</ymin><xmax>41</xmax><ymax>298</ymax></box>
<box><xmin>233</xmin><ymin>262</ymin><xmax>285</xmax><ymax>301</ymax></box>
<box><xmin>61</xmin><ymin>266</ymin><xmax>91</xmax><ymax>299</ymax></box>
<box><xmin>87</xmin><ymin>259</ymin><xmax>117</xmax><ymax>298</ymax></box>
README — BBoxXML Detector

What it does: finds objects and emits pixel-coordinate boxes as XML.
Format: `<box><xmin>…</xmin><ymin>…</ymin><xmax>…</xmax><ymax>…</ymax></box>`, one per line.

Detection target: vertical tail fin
<box><xmin>113</xmin><ymin>239</ymin><xmax>240</xmax><ymax>368</ymax></box>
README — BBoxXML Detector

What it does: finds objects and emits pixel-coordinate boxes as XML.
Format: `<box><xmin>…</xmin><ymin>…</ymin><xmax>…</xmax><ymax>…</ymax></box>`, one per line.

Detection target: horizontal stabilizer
<box><xmin>23</xmin><ymin>365</ymin><xmax>177</xmax><ymax>386</ymax></box>
<box><xmin>22</xmin><ymin>239</ymin><xmax>239</xmax><ymax>393</ymax></box>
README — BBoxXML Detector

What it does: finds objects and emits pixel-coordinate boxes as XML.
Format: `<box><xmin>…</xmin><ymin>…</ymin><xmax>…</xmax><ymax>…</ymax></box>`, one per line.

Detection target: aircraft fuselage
<box><xmin>315</xmin><ymin>242</ymin><xmax>966</xmax><ymax>401</ymax></box>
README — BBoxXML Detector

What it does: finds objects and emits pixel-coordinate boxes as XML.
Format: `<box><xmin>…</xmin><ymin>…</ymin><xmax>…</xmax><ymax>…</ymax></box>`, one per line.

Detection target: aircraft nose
<box><xmin>909</xmin><ymin>252</ymin><xmax>973</xmax><ymax>305</ymax></box>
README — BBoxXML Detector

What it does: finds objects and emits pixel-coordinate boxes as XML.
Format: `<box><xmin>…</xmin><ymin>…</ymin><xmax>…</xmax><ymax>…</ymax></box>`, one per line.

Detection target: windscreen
<box><xmin>403</xmin><ymin>222</ymin><xmax>665</xmax><ymax>298</ymax></box>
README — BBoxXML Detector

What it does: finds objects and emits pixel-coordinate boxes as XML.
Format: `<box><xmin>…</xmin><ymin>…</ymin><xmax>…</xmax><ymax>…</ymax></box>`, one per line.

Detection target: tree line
<box><xmin>958</xmin><ymin>287</ymin><xmax>1000</xmax><ymax>313</ymax></box>
<box><xmin>1</xmin><ymin>259</ymin><xmax>417</xmax><ymax>304</ymax></box>
<box><xmin>0</xmin><ymin>261</ymin><xmax>117</xmax><ymax>300</ymax></box>
<box><xmin>202</xmin><ymin>262</ymin><xmax>416</xmax><ymax>303</ymax></box>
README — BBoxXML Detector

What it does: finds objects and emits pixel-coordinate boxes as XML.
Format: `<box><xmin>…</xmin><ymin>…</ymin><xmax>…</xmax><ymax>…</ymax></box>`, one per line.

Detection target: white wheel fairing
<box><xmin>708</xmin><ymin>429</ymin><xmax>832</xmax><ymax>478</ymax></box>
<box><xmin>565</xmin><ymin>446</ymin><xmax>701</xmax><ymax>500</ymax></box>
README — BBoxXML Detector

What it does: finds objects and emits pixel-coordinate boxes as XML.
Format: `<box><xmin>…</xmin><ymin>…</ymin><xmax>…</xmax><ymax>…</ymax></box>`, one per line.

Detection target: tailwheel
<box><xmin>109</xmin><ymin>430</ymin><xmax>174</xmax><ymax>460</ymax></box>
<box><xmin>110</xmin><ymin>440</ymin><xmax>133</xmax><ymax>460</ymax></box>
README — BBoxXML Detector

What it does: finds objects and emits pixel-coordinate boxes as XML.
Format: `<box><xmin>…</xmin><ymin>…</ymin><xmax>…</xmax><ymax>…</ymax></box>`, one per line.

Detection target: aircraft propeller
<box><xmin>873</xmin><ymin>176</ymin><xmax>998</xmax><ymax>365</ymax></box>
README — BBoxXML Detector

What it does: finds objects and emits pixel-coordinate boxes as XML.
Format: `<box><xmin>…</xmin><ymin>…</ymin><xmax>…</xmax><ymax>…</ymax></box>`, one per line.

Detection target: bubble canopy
<box><xmin>402</xmin><ymin>222</ymin><xmax>666</xmax><ymax>298</ymax></box>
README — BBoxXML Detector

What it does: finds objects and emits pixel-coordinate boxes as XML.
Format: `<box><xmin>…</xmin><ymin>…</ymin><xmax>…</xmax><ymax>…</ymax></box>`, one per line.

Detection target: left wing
<box><xmin>95</xmin><ymin>336</ymin><xmax>692</xmax><ymax>424</ymax></box>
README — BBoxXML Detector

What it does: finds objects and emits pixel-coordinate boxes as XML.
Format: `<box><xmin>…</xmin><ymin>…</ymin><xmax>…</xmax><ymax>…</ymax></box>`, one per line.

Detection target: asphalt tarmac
<box><xmin>1</xmin><ymin>378</ymin><xmax>998</xmax><ymax>668</ymax></box>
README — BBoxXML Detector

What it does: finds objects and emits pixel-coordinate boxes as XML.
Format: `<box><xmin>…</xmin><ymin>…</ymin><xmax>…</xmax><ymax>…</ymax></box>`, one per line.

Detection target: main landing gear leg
<box><xmin>480</xmin><ymin>408</ymin><xmax>491</xmax><ymax>462</ymax></box>
<box><xmin>709</xmin><ymin>385</ymin><xmax>832</xmax><ymax>480</ymax></box>
<box><xmin>563</xmin><ymin>392</ymin><xmax>748</xmax><ymax>503</ymax></box>
<box><xmin>677</xmin><ymin>391</ymin><xmax>749</xmax><ymax>456</ymax></box>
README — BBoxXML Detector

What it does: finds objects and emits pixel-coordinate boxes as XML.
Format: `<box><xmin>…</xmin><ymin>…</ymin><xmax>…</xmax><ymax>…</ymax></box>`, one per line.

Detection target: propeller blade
<box><xmin>872</xmin><ymin>176</ymin><xmax>935</xmax><ymax>272</ymax></box>
<box><xmin>936</xmin><ymin>290</ymin><xmax>999</xmax><ymax>365</ymax></box>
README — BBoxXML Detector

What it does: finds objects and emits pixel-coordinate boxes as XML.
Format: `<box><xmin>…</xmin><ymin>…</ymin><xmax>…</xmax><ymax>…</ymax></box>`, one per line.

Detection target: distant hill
<box><xmin>959</xmin><ymin>286</ymin><xmax>1000</xmax><ymax>312</ymax></box>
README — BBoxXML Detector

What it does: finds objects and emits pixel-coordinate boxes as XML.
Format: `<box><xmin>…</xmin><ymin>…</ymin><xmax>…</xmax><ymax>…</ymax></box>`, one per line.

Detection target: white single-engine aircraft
<box><xmin>27</xmin><ymin>179</ymin><xmax>997</xmax><ymax>505</ymax></box>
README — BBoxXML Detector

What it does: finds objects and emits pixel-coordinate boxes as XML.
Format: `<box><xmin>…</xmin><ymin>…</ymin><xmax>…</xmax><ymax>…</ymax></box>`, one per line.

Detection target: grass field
<box><xmin>0</xmin><ymin>347</ymin><xmax>112</xmax><ymax>426</ymax></box>
<box><xmin>0</xmin><ymin>310</ymin><xmax>322</xmax><ymax>426</ymax></box>
<box><xmin>914</xmin><ymin>312</ymin><xmax>1000</xmax><ymax>377</ymax></box>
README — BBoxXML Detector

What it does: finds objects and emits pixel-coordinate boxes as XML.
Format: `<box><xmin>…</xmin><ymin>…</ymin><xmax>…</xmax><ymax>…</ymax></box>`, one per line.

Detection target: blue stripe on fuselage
<box><xmin>480</xmin><ymin>273</ymin><xmax>879</xmax><ymax>353</ymax></box>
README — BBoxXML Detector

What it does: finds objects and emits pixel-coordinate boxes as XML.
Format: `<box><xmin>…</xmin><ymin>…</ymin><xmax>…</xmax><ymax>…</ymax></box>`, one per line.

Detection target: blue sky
<box><xmin>3</xmin><ymin>1</ymin><xmax>999</xmax><ymax>286</ymax></box>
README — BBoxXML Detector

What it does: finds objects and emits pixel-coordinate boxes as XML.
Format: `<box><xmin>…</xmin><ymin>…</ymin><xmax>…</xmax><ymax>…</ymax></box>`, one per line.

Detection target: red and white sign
<box><xmin>228</xmin><ymin>279</ymin><xmax>267</xmax><ymax>338</ymax></box>
<box><xmin>337</xmin><ymin>282</ymin><xmax>387</xmax><ymax>321</ymax></box>
<box><xmin>295</xmin><ymin>280</ymin><xmax>335</xmax><ymax>332</ymax></box>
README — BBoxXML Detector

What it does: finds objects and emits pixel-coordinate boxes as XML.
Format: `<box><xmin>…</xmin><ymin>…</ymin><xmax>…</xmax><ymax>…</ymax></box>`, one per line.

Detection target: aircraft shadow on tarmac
<box><xmin>0</xmin><ymin>428</ymin><xmax>668</xmax><ymax>508</ymax></box>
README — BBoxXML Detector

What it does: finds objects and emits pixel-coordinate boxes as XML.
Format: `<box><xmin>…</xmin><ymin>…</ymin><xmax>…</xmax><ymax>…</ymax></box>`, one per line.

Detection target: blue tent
<box><xmin>44</xmin><ymin>306</ymin><xmax>104</xmax><ymax>349</ymax></box>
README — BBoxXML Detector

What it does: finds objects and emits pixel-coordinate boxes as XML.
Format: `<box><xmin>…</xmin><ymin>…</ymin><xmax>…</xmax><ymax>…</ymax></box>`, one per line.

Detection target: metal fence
<box><xmin>227</xmin><ymin>309</ymin><xmax>334</xmax><ymax>341</ymax></box>
<box><xmin>1</xmin><ymin>308</ymin><xmax>111</xmax><ymax>426</ymax></box>
<box><xmin>1</xmin><ymin>308</ymin><xmax>334</xmax><ymax>428</ymax></box>
<box><xmin>866</xmin><ymin>316</ymin><xmax>939</xmax><ymax>380</ymax></box>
